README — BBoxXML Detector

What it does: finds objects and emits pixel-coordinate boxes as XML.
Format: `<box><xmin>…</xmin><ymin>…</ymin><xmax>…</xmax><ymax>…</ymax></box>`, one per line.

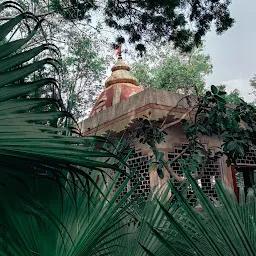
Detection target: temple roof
<box><xmin>89</xmin><ymin>55</ymin><xmax>142</xmax><ymax>117</ymax></box>
<box><xmin>79</xmin><ymin>88</ymin><xmax>196</xmax><ymax>136</ymax></box>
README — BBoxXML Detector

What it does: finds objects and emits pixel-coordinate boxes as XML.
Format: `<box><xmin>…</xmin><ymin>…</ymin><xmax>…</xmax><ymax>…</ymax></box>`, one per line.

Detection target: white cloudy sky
<box><xmin>204</xmin><ymin>0</ymin><xmax>256</xmax><ymax>102</ymax></box>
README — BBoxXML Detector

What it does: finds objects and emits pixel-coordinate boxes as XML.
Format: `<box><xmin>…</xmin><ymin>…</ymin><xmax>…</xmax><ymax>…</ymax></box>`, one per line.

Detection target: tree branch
<box><xmin>164</xmin><ymin>161</ymin><xmax>205</xmax><ymax>182</ymax></box>
<box><xmin>164</xmin><ymin>162</ymin><xmax>186</xmax><ymax>182</ymax></box>
<box><xmin>160</xmin><ymin>95</ymin><xmax>192</xmax><ymax>129</ymax></box>
<box><xmin>163</xmin><ymin>144</ymin><xmax>207</xmax><ymax>182</ymax></box>
<box><xmin>0</xmin><ymin>11</ymin><xmax>55</xmax><ymax>21</ymax></box>
<box><xmin>160</xmin><ymin>107</ymin><xmax>194</xmax><ymax>132</ymax></box>
<box><xmin>170</xmin><ymin>144</ymin><xmax>190</xmax><ymax>163</ymax></box>
<box><xmin>163</xmin><ymin>144</ymin><xmax>189</xmax><ymax>182</ymax></box>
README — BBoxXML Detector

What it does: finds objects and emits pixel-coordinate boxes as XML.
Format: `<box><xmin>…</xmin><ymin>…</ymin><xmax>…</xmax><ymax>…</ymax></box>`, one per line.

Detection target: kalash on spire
<box><xmin>89</xmin><ymin>43</ymin><xmax>143</xmax><ymax>117</ymax></box>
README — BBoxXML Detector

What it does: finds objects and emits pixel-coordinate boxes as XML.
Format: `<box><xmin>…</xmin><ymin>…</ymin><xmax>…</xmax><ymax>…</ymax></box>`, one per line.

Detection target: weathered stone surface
<box><xmin>79</xmin><ymin>88</ymin><xmax>196</xmax><ymax>136</ymax></box>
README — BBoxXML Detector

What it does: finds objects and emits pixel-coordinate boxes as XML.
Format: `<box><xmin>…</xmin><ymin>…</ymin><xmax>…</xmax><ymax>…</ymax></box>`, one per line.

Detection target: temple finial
<box><xmin>104</xmin><ymin>50</ymin><xmax>138</xmax><ymax>88</ymax></box>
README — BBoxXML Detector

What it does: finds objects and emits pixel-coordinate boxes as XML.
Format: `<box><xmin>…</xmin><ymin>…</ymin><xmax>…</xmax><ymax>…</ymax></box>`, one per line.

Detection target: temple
<box><xmin>79</xmin><ymin>54</ymin><xmax>256</xmax><ymax>201</ymax></box>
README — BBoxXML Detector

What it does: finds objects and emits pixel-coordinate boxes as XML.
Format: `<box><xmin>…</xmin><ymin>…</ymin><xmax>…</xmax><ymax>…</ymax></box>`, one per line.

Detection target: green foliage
<box><xmin>183</xmin><ymin>87</ymin><xmax>256</xmax><ymax>166</ymax></box>
<box><xmin>216</xmin><ymin>84</ymin><xmax>243</xmax><ymax>105</ymax></box>
<box><xmin>250</xmin><ymin>74</ymin><xmax>256</xmax><ymax>104</ymax></box>
<box><xmin>0</xmin><ymin>1</ymin><xmax>128</xmax><ymax>244</ymax></box>
<box><xmin>6</xmin><ymin>0</ymin><xmax>234</xmax><ymax>53</ymax></box>
<box><xmin>250</xmin><ymin>75</ymin><xmax>256</xmax><ymax>89</ymax></box>
<box><xmin>3</xmin><ymin>161</ymin><xmax>256</xmax><ymax>256</ymax></box>
<box><xmin>131</xmin><ymin>45</ymin><xmax>212</xmax><ymax>94</ymax></box>
<box><xmin>0</xmin><ymin>5</ymin><xmax>121</xmax><ymax>178</ymax></box>
<box><xmin>0</xmin><ymin>171</ymin><xmax>137</xmax><ymax>256</ymax></box>
<box><xmin>127</xmin><ymin>83</ymin><xmax>252</xmax><ymax>179</ymax></box>
<box><xmin>61</xmin><ymin>35</ymin><xmax>109</xmax><ymax>120</ymax></box>
<box><xmin>138</xmin><ymin>174</ymin><xmax>256</xmax><ymax>256</ymax></box>
<box><xmin>131</xmin><ymin>116</ymin><xmax>167</xmax><ymax>146</ymax></box>
<box><xmin>3</xmin><ymin>167</ymin><xmax>256</xmax><ymax>256</ymax></box>
<box><xmin>2</xmin><ymin>0</ymin><xmax>111</xmax><ymax>119</ymax></box>
<box><xmin>50</xmin><ymin>0</ymin><xmax>94</xmax><ymax>20</ymax></box>
<box><xmin>99</xmin><ymin>0</ymin><xmax>234</xmax><ymax>52</ymax></box>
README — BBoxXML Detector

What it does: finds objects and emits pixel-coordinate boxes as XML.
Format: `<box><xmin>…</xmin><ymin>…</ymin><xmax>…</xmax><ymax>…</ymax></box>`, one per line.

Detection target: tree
<box><xmin>61</xmin><ymin>33</ymin><xmax>111</xmax><ymax>120</ymax></box>
<box><xmin>0</xmin><ymin>0</ymin><xmax>234</xmax><ymax>53</ymax></box>
<box><xmin>131</xmin><ymin>44</ymin><xmax>212</xmax><ymax>95</ymax></box>
<box><xmin>250</xmin><ymin>74</ymin><xmax>256</xmax><ymax>103</ymax></box>
<box><xmin>216</xmin><ymin>84</ymin><xmax>243</xmax><ymax>105</ymax></box>
<box><xmin>0</xmin><ymin>0</ymin><xmax>233</xmax><ymax>116</ymax></box>
<box><xmin>129</xmin><ymin>82</ymin><xmax>256</xmax><ymax>185</ymax></box>
<box><xmin>250</xmin><ymin>75</ymin><xmax>256</xmax><ymax>88</ymax></box>
<box><xmin>1</xmin><ymin>0</ymin><xmax>111</xmax><ymax>119</ymax></box>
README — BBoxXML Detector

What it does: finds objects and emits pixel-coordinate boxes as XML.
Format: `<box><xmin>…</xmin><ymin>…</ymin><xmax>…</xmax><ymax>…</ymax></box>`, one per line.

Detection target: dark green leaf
<box><xmin>211</xmin><ymin>85</ymin><xmax>218</xmax><ymax>95</ymax></box>
<box><xmin>157</xmin><ymin>168</ymin><xmax>164</xmax><ymax>179</ymax></box>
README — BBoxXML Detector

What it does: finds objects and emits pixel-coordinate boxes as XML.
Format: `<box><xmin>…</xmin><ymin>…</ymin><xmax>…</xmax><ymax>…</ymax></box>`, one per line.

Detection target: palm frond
<box><xmin>0</xmin><ymin>1</ymin><xmax>125</xmax><ymax>190</ymax></box>
<box><xmin>0</xmin><ymin>3</ymin><xmax>134</xmax><ymax>254</ymax></box>
<box><xmin>0</xmin><ymin>171</ymin><xmax>139</xmax><ymax>256</ymax></box>
<box><xmin>139</xmin><ymin>174</ymin><xmax>256</xmax><ymax>256</ymax></box>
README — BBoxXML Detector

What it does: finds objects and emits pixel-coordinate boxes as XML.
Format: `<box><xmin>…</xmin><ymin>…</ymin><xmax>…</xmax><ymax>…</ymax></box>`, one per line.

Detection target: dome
<box><xmin>89</xmin><ymin>56</ymin><xmax>142</xmax><ymax>117</ymax></box>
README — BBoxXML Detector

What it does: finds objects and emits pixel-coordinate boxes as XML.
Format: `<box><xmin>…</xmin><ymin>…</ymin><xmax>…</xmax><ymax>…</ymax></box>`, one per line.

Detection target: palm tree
<box><xmin>0</xmin><ymin>2</ymin><xmax>132</xmax><ymax>254</ymax></box>
<box><xmin>137</xmin><ymin>172</ymin><xmax>256</xmax><ymax>256</ymax></box>
<box><xmin>0</xmin><ymin>0</ymin><xmax>125</xmax><ymax>187</ymax></box>
<box><xmin>1</xmin><ymin>169</ymin><xmax>139</xmax><ymax>255</ymax></box>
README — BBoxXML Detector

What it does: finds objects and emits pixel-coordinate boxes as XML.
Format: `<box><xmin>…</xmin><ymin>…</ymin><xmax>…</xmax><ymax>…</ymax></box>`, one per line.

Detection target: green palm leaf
<box><xmin>0</xmin><ymin>172</ymin><xmax>137</xmax><ymax>256</ymax></box>
<box><xmin>140</xmin><ymin>175</ymin><xmax>256</xmax><ymax>256</ymax></box>
<box><xmin>0</xmin><ymin>1</ymin><xmax>125</xmax><ymax>187</ymax></box>
<box><xmin>0</xmin><ymin>44</ymin><xmax>58</xmax><ymax>72</ymax></box>
<box><xmin>0</xmin><ymin>3</ymin><xmax>132</xmax><ymax>254</ymax></box>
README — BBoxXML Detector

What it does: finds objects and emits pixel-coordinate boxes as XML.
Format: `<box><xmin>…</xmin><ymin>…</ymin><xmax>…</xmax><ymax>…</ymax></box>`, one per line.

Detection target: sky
<box><xmin>204</xmin><ymin>0</ymin><xmax>256</xmax><ymax>102</ymax></box>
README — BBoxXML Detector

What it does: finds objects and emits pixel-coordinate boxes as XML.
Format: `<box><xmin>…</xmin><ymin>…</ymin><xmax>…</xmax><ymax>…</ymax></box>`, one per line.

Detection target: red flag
<box><xmin>115</xmin><ymin>43</ymin><xmax>122</xmax><ymax>56</ymax></box>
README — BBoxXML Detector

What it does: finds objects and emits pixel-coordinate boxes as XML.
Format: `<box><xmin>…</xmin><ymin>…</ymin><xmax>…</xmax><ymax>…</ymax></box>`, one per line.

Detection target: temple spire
<box><xmin>105</xmin><ymin>50</ymin><xmax>138</xmax><ymax>88</ymax></box>
<box><xmin>89</xmin><ymin>44</ymin><xmax>142</xmax><ymax>117</ymax></box>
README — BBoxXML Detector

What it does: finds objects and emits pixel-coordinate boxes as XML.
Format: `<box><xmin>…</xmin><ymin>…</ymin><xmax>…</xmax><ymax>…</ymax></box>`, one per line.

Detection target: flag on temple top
<box><xmin>113</xmin><ymin>43</ymin><xmax>122</xmax><ymax>56</ymax></box>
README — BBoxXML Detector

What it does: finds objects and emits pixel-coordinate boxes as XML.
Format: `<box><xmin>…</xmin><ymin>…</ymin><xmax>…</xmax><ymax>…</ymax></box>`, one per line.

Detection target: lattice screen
<box><xmin>233</xmin><ymin>147</ymin><xmax>256</xmax><ymax>191</ymax></box>
<box><xmin>168</xmin><ymin>144</ymin><xmax>221</xmax><ymax>200</ymax></box>
<box><xmin>115</xmin><ymin>150</ymin><xmax>151</xmax><ymax>201</ymax></box>
<box><xmin>236</xmin><ymin>147</ymin><xmax>256</xmax><ymax>165</ymax></box>
<box><xmin>129</xmin><ymin>153</ymin><xmax>151</xmax><ymax>200</ymax></box>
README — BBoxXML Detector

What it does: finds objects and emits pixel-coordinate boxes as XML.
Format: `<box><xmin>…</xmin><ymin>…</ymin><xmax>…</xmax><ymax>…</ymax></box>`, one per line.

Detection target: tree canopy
<box><xmin>131</xmin><ymin>45</ymin><xmax>212</xmax><ymax>94</ymax></box>
<box><xmin>0</xmin><ymin>0</ymin><xmax>112</xmax><ymax>120</ymax></box>
<box><xmin>61</xmin><ymin>34</ymin><xmax>110</xmax><ymax>120</ymax></box>
<box><xmin>250</xmin><ymin>74</ymin><xmax>256</xmax><ymax>104</ymax></box>
<box><xmin>54</xmin><ymin>0</ymin><xmax>234</xmax><ymax>52</ymax></box>
<box><xmin>0</xmin><ymin>0</ymin><xmax>235</xmax><ymax>116</ymax></box>
<box><xmin>1</xmin><ymin>0</ymin><xmax>234</xmax><ymax>53</ymax></box>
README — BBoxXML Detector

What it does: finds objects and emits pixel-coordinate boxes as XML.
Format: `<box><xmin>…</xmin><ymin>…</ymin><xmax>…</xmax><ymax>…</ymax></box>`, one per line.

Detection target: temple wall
<box><xmin>127</xmin><ymin>123</ymin><xmax>233</xmax><ymax>200</ymax></box>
